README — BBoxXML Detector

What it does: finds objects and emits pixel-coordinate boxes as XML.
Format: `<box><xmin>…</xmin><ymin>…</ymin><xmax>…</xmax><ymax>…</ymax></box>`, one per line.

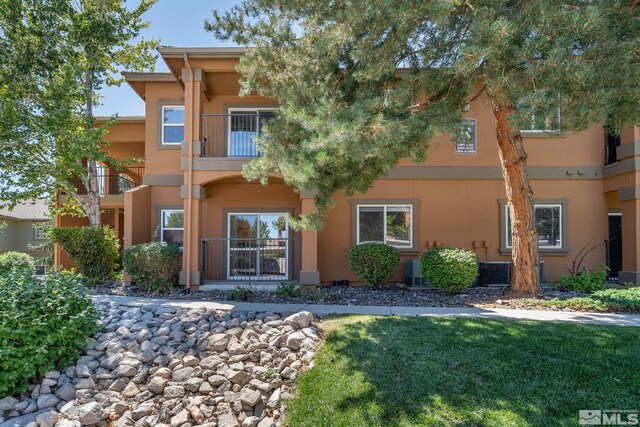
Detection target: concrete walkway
<box><xmin>92</xmin><ymin>294</ymin><xmax>640</xmax><ymax>327</ymax></box>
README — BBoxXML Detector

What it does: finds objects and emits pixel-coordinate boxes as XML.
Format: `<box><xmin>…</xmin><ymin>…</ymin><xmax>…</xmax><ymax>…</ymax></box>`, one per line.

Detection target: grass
<box><xmin>524</xmin><ymin>286</ymin><xmax>640</xmax><ymax>313</ymax></box>
<box><xmin>286</xmin><ymin>316</ymin><xmax>640</xmax><ymax>427</ymax></box>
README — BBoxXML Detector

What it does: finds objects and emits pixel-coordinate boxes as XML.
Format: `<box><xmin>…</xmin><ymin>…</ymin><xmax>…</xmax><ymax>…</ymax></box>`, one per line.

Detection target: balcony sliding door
<box><xmin>228</xmin><ymin>109</ymin><xmax>275</xmax><ymax>157</ymax></box>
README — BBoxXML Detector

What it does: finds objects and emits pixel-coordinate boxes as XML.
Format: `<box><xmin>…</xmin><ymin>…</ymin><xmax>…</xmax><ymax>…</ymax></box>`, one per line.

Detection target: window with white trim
<box><xmin>452</xmin><ymin>118</ymin><xmax>477</xmax><ymax>154</ymax></box>
<box><xmin>357</xmin><ymin>204</ymin><xmax>413</xmax><ymax>248</ymax></box>
<box><xmin>505</xmin><ymin>204</ymin><xmax>562</xmax><ymax>249</ymax></box>
<box><xmin>34</xmin><ymin>223</ymin><xmax>48</xmax><ymax>240</ymax></box>
<box><xmin>161</xmin><ymin>209</ymin><xmax>184</xmax><ymax>248</ymax></box>
<box><xmin>161</xmin><ymin>106</ymin><xmax>184</xmax><ymax>145</ymax></box>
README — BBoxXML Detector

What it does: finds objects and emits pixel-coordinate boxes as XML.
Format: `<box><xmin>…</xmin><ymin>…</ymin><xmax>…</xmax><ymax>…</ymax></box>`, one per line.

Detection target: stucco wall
<box><xmin>0</xmin><ymin>218</ymin><xmax>49</xmax><ymax>259</ymax></box>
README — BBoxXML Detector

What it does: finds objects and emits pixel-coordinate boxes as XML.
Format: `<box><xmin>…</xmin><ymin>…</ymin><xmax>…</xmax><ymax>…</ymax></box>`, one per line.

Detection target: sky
<box><xmin>96</xmin><ymin>0</ymin><xmax>240</xmax><ymax>117</ymax></box>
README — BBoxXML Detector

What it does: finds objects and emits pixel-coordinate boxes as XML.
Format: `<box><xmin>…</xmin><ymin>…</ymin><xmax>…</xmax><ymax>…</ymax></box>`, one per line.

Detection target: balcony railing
<box><xmin>70</xmin><ymin>166</ymin><xmax>144</xmax><ymax>196</ymax></box>
<box><xmin>200</xmin><ymin>112</ymin><xmax>274</xmax><ymax>158</ymax></box>
<box><xmin>605</xmin><ymin>128</ymin><xmax>621</xmax><ymax>166</ymax></box>
<box><xmin>201</xmin><ymin>237</ymin><xmax>297</xmax><ymax>282</ymax></box>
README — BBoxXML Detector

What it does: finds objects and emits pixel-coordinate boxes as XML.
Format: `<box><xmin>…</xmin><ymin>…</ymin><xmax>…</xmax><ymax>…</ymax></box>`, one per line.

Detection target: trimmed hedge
<box><xmin>420</xmin><ymin>247</ymin><xmax>478</xmax><ymax>293</ymax></box>
<box><xmin>51</xmin><ymin>226</ymin><xmax>120</xmax><ymax>282</ymax></box>
<box><xmin>122</xmin><ymin>242</ymin><xmax>181</xmax><ymax>293</ymax></box>
<box><xmin>348</xmin><ymin>243</ymin><xmax>400</xmax><ymax>287</ymax></box>
<box><xmin>0</xmin><ymin>251</ymin><xmax>35</xmax><ymax>276</ymax></box>
<box><xmin>0</xmin><ymin>270</ymin><xmax>99</xmax><ymax>396</ymax></box>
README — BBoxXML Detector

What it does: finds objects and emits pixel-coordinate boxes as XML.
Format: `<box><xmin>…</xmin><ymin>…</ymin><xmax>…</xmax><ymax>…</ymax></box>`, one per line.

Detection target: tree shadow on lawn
<box><xmin>290</xmin><ymin>316</ymin><xmax>640</xmax><ymax>427</ymax></box>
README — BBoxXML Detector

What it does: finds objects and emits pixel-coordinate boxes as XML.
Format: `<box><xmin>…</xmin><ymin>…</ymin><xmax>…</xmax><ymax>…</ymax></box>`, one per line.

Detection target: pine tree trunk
<box><xmin>492</xmin><ymin>103</ymin><xmax>541</xmax><ymax>296</ymax></box>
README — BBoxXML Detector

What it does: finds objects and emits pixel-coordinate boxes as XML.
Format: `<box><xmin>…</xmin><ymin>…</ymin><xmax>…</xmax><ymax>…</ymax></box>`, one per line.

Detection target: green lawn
<box><xmin>286</xmin><ymin>316</ymin><xmax>640</xmax><ymax>427</ymax></box>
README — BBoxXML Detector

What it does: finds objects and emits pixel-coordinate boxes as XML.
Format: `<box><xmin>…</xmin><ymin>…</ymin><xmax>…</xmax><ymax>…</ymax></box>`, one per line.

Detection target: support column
<box><xmin>618</xmin><ymin>125</ymin><xmax>640</xmax><ymax>284</ymax></box>
<box><xmin>180</xmin><ymin>64</ymin><xmax>207</xmax><ymax>289</ymax></box>
<box><xmin>619</xmin><ymin>197</ymin><xmax>640</xmax><ymax>284</ymax></box>
<box><xmin>299</xmin><ymin>197</ymin><xmax>320</xmax><ymax>285</ymax></box>
<box><xmin>179</xmin><ymin>185</ymin><xmax>205</xmax><ymax>287</ymax></box>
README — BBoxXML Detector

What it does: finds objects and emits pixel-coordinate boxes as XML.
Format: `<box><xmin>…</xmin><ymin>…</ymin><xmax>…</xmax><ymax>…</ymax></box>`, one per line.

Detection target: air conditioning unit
<box><xmin>404</xmin><ymin>259</ymin><xmax>545</xmax><ymax>288</ymax></box>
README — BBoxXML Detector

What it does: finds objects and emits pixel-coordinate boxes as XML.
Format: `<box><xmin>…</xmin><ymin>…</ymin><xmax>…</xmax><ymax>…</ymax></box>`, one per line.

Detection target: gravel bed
<box><xmin>92</xmin><ymin>282</ymin><xmax>587</xmax><ymax>310</ymax></box>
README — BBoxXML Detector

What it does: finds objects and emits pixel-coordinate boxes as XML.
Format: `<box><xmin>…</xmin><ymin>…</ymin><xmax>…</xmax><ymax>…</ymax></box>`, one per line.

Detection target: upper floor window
<box><xmin>161</xmin><ymin>209</ymin><xmax>184</xmax><ymax>248</ymax></box>
<box><xmin>505</xmin><ymin>204</ymin><xmax>563</xmax><ymax>249</ymax></box>
<box><xmin>452</xmin><ymin>118</ymin><xmax>477</xmax><ymax>155</ymax></box>
<box><xmin>604</xmin><ymin>127</ymin><xmax>621</xmax><ymax>166</ymax></box>
<box><xmin>34</xmin><ymin>223</ymin><xmax>48</xmax><ymax>240</ymax></box>
<box><xmin>357</xmin><ymin>204</ymin><xmax>413</xmax><ymax>248</ymax></box>
<box><xmin>162</xmin><ymin>106</ymin><xmax>185</xmax><ymax>145</ymax></box>
<box><xmin>519</xmin><ymin>105</ymin><xmax>562</xmax><ymax>134</ymax></box>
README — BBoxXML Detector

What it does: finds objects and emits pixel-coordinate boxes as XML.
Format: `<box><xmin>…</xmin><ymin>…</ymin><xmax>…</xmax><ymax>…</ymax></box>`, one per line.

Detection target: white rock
<box><xmin>284</xmin><ymin>312</ymin><xmax>313</xmax><ymax>329</ymax></box>
<box><xmin>77</xmin><ymin>402</ymin><xmax>103</xmax><ymax>426</ymax></box>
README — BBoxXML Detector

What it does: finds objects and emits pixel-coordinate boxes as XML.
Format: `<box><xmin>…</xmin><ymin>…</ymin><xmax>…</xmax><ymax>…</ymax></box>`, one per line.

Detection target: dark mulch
<box><xmin>91</xmin><ymin>282</ymin><xmax>586</xmax><ymax>310</ymax></box>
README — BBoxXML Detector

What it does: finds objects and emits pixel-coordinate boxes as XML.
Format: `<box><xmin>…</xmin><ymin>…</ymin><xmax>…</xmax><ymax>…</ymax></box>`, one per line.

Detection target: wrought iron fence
<box><xmin>200</xmin><ymin>112</ymin><xmax>274</xmax><ymax>157</ymax></box>
<box><xmin>70</xmin><ymin>166</ymin><xmax>144</xmax><ymax>195</ymax></box>
<box><xmin>201</xmin><ymin>237</ymin><xmax>297</xmax><ymax>282</ymax></box>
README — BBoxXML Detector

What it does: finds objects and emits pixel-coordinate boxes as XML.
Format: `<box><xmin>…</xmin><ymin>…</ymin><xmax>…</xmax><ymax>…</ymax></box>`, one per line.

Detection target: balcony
<box><xmin>200</xmin><ymin>111</ymin><xmax>275</xmax><ymax>158</ymax></box>
<box><xmin>70</xmin><ymin>166</ymin><xmax>144</xmax><ymax>196</ymax></box>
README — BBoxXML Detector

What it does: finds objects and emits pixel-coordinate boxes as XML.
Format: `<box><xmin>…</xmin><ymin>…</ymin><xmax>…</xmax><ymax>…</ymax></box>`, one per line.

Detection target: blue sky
<box><xmin>96</xmin><ymin>0</ymin><xmax>240</xmax><ymax>116</ymax></box>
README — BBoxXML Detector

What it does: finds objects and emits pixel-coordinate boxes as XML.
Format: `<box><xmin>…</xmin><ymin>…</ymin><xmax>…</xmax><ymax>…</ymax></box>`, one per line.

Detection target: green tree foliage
<box><xmin>208</xmin><ymin>0</ymin><xmax>639</xmax><ymax>294</ymax></box>
<box><xmin>0</xmin><ymin>0</ymin><xmax>157</xmax><ymax>225</ymax></box>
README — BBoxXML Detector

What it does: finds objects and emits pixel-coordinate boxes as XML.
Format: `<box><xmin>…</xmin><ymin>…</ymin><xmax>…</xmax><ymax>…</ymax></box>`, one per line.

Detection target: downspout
<box><xmin>184</xmin><ymin>53</ymin><xmax>194</xmax><ymax>291</ymax></box>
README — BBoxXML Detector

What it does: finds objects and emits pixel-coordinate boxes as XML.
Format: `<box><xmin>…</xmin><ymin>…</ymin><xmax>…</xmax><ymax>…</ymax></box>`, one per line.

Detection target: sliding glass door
<box><xmin>227</xmin><ymin>212</ymin><xmax>289</xmax><ymax>280</ymax></box>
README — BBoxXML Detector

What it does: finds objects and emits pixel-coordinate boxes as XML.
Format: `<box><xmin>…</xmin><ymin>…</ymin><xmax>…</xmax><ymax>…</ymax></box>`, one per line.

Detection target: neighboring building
<box><xmin>54</xmin><ymin>46</ymin><xmax>639</xmax><ymax>287</ymax></box>
<box><xmin>0</xmin><ymin>200</ymin><xmax>50</xmax><ymax>262</ymax></box>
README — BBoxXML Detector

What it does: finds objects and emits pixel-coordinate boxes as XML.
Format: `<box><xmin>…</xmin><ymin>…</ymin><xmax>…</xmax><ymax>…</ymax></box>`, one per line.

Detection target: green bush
<box><xmin>51</xmin><ymin>226</ymin><xmax>120</xmax><ymax>283</ymax></box>
<box><xmin>0</xmin><ymin>251</ymin><xmax>35</xmax><ymax>276</ymax></box>
<box><xmin>524</xmin><ymin>287</ymin><xmax>640</xmax><ymax>313</ymax></box>
<box><xmin>275</xmin><ymin>280</ymin><xmax>300</xmax><ymax>297</ymax></box>
<box><xmin>122</xmin><ymin>242</ymin><xmax>181</xmax><ymax>293</ymax></box>
<box><xmin>554</xmin><ymin>265</ymin><xmax>609</xmax><ymax>293</ymax></box>
<box><xmin>348</xmin><ymin>243</ymin><xmax>400</xmax><ymax>287</ymax></box>
<box><xmin>420</xmin><ymin>247</ymin><xmax>478</xmax><ymax>293</ymax></box>
<box><xmin>0</xmin><ymin>269</ymin><xmax>99</xmax><ymax>396</ymax></box>
<box><xmin>229</xmin><ymin>286</ymin><xmax>253</xmax><ymax>301</ymax></box>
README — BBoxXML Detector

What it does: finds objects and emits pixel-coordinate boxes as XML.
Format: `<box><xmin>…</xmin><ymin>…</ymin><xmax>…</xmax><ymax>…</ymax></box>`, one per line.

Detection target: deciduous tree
<box><xmin>208</xmin><ymin>0</ymin><xmax>640</xmax><ymax>295</ymax></box>
<box><xmin>0</xmin><ymin>0</ymin><xmax>157</xmax><ymax>226</ymax></box>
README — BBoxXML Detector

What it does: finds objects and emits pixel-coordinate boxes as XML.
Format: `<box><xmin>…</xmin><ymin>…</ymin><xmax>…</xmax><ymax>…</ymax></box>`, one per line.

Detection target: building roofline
<box><xmin>95</xmin><ymin>115</ymin><xmax>146</xmax><ymax>124</ymax></box>
<box><xmin>121</xmin><ymin>72</ymin><xmax>176</xmax><ymax>82</ymax></box>
<box><xmin>157</xmin><ymin>46</ymin><xmax>249</xmax><ymax>59</ymax></box>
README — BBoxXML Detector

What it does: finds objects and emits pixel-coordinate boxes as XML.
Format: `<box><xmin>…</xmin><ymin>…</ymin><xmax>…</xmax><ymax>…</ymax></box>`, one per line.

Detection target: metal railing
<box><xmin>200</xmin><ymin>113</ymin><xmax>274</xmax><ymax>158</ymax></box>
<box><xmin>70</xmin><ymin>166</ymin><xmax>144</xmax><ymax>196</ymax></box>
<box><xmin>201</xmin><ymin>237</ymin><xmax>297</xmax><ymax>282</ymax></box>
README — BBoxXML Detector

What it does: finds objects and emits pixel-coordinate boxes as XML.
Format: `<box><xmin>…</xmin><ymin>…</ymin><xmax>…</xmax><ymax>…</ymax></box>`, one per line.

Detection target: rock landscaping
<box><xmin>0</xmin><ymin>303</ymin><xmax>320</xmax><ymax>427</ymax></box>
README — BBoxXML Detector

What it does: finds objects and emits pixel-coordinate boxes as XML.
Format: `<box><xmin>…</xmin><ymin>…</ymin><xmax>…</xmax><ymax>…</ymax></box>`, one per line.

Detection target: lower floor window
<box><xmin>161</xmin><ymin>209</ymin><xmax>184</xmax><ymax>248</ymax></box>
<box><xmin>506</xmin><ymin>204</ymin><xmax>562</xmax><ymax>248</ymax></box>
<box><xmin>357</xmin><ymin>204</ymin><xmax>412</xmax><ymax>248</ymax></box>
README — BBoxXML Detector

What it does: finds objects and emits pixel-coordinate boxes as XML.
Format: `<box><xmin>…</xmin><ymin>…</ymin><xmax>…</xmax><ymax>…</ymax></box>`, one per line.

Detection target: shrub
<box><xmin>524</xmin><ymin>287</ymin><xmax>640</xmax><ymax>313</ymax></box>
<box><xmin>123</xmin><ymin>242</ymin><xmax>181</xmax><ymax>293</ymax></box>
<box><xmin>275</xmin><ymin>280</ymin><xmax>300</xmax><ymax>298</ymax></box>
<box><xmin>420</xmin><ymin>247</ymin><xmax>478</xmax><ymax>293</ymax></box>
<box><xmin>51</xmin><ymin>226</ymin><xmax>120</xmax><ymax>283</ymax></box>
<box><xmin>229</xmin><ymin>286</ymin><xmax>253</xmax><ymax>301</ymax></box>
<box><xmin>0</xmin><ymin>269</ymin><xmax>99</xmax><ymax>396</ymax></box>
<box><xmin>592</xmin><ymin>287</ymin><xmax>640</xmax><ymax>311</ymax></box>
<box><xmin>347</xmin><ymin>243</ymin><xmax>400</xmax><ymax>287</ymax></box>
<box><xmin>553</xmin><ymin>265</ymin><xmax>609</xmax><ymax>293</ymax></box>
<box><xmin>0</xmin><ymin>251</ymin><xmax>35</xmax><ymax>276</ymax></box>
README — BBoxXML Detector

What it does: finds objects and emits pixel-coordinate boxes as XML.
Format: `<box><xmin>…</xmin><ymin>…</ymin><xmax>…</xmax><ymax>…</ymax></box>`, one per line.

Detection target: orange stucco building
<box><xmin>54</xmin><ymin>46</ymin><xmax>640</xmax><ymax>287</ymax></box>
